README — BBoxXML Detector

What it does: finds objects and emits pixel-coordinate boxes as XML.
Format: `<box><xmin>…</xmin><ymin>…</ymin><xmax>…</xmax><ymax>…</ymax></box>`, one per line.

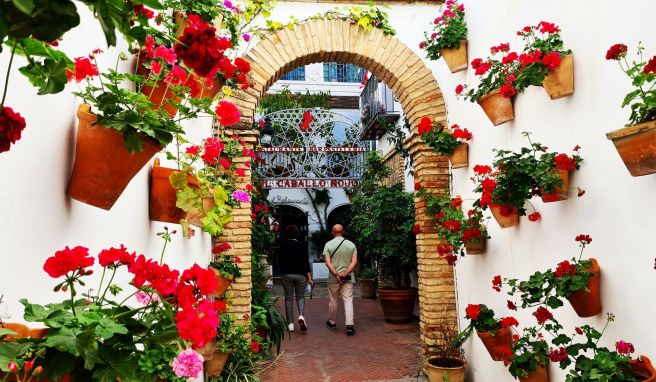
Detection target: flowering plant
<box><xmin>512</xmin><ymin>21</ymin><xmax>572</xmax><ymax>90</ymax></box>
<box><xmin>0</xmin><ymin>230</ymin><xmax>222</xmax><ymax>381</ymax></box>
<box><xmin>497</xmin><ymin>235</ymin><xmax>594</xmax><ymax>312</ymax></box>
<box><xmin>473</xmin><ymin>132</ymin><xmax>583</xmax><ymax>220</ymax></box>
<box><xmin>606</xmin><ymin>43</ymin><xmax>656</xmax><ymax>126</ymax></box>
<box><xmin>417</xmin><ymin>117</ymin><xmax>472</xmax><ymax>156</ymax></box>
<box><xmin>455</xmin><ymin>43</ymin><xmax>521</xmax><ymax>101</ymax></box>
<box><xmin>452</xmin><ymin>304</ymin><xmax>517</xmax><ymax>348</ymax></box>
<box><xmin>420</xmin><ymin>191</ymin><xmax>489</xmax><ymax>265</ymax></box>
<box><xmin>210</xmin><ymin>246</ymin><xmax>242</xmax><ymax>279</ymax></box>
<box><xmin>419</xmin><ymin>0</ymin><xmax>467</xmax><ymax>59</ymax></box>
<box><xmin>506</xmin><ymin>327</ymin><xmax>549</xmax><ymax>378</ymax></box>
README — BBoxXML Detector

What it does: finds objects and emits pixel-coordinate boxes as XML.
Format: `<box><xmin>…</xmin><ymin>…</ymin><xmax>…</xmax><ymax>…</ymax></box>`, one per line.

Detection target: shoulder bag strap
<box><xmin>329</xmin><ymin>239</ymin><xmax>347</xmax><ymax>262</ymax></box>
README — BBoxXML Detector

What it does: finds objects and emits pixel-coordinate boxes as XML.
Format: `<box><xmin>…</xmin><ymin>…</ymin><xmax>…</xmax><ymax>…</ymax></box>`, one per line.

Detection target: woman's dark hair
<box><xmin>285</xmin><ymin>224</ymin><xmax>300</xmax><ymax>239</ymax></box>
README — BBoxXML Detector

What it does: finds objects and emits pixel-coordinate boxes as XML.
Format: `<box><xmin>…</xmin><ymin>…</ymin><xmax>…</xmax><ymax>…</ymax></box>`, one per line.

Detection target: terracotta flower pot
<box><xmin>211</xmin><ymin>269</ymin><xmax>234</xmax><ymax>298</ymax></box>
<box><xmin>186</xmin><ymin>194</ymin><xmax>218</xmax><ymax>228</ymax></box>
<box><xmin>149</xmin><ymin>159</ymin><xmax>187</xmax><ymax>224</ymax></box>
<box><xmin>567</xmin><ymin>258</ymin><xmax>602</xmax><ymax>317</ymax></box>
<box><xmin>465</xmin><ymin>238</ymin><xmax>486</xmax><ymax>254</ymax></box>
<box><xmin>425</xmin><ymin>356</ymin><xmax>466</xmax><ymax>382</ymax></box>
<box><xmin>67</xmin><ymin>104</ymin><xmax>162</xmax><ymax>210</ymax></box>
<box><xmin>519</xmin><ymin>365</ymin><xmax>549</xmax><ymax>382</ymax></box>
<box><xmin>630</xmin><ymin>356</ymin><xmax>656</xmax><ymax>382</ymax></box>
<box><xmin>190</xmin><ymin>74</ymin><xmax>224</xmax><ymax>100</ymax></box>
<box><xmin>449</xmin><ymin>143</ymin><xmax>469</xmax><ymax>169</ymax></box>
<box><xmin>440</xmin><ymin>39</ymin><xmax>468</xmax><ymax>73</ymax></box>
<box><xmin>359</xmin><ymin>279</ymin><xmax>377</xmax><ymax>299</ymax></box>
<box><xmin>135</xmin><ymin>52</ymin><xmax>183</xmax><ymax>118</ymax></box>
<box><xmin>606</xmin><ymin>120</ymin><xmax>656</xmax><ymax>177</ymax></box>
<box><xmin>477</xmin><ymin>327</ymin><xmax>513</xmax><ymax>361</ymax></box>
<box><xmin>490</xmin><ymin>206</ymin><xmax>519</xmax><ymax>228</ymax></box>
<box><xmin>541</xmin><ymin>169</ymin><xmax>570</xmax><ymax>203</ymax></box>
<box><xmin>543</xmin><ymin>54</ymin><xmax>574</xmax><ymax>100</ymax></box>
<box><xmin>377</xmin><ymin>288</ymin><xmax>417</xmax><ymax>324</ymax></box>
<box><xmin>477</xmin><ymin>89</ymin><xmax>514</xmax><ymax>126</ymax></box>
<box><xmin>174</xmin><ymin>11</ymin><xmax>223</xmax><ymax>36</ymax></box>
<box><xmin>197</xmin><ymin>341</ymin><xmax>230</xmax><ymax>377</ymax></box>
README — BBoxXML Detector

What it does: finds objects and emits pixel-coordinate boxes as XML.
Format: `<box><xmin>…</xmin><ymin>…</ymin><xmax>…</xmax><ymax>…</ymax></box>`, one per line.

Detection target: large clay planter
<box><xmin>197</xmin><ymin>341</ymin><xmax>230</xmax><ymax>377</ymax></box>
<box><xmin>377</xmin><ymin>288</ymin><xmax>417</xmax><ymax>324</ymax></box>
<box><xmin>490</xmin><ymin>206</ymin><xmax>519</xmax><ymax>229</ymax></box>
<box><xmin>211</xmin><ymin>269</ymin><xmax>234</xmax><ymax>298</ymax></box>
<box><xmin>630</xmin><ymin>356</ymin><xmax>656</xmax><ymax>381</ymax></box>
<box><xmin>190</xmin><ymin>74</ymin><xmax>224</xmax><ymax>100</ymax></box>
<box><xmin>359</xmin><ymin>279</ymin><xmax>376</xmax><ymax>299</ymax></box>
<box><xmin>606</xmin><ymin>120</ymin><xmax>656</xmax><ymax>177</ymax></box>
<box><xmin>541</xmin><ymin>169</ymin><xmax>570</xmax><ymax>203</ymax></box>
<box><xmin>566</xmin><ymin>258</ymin><xmax>602</xmax><ymax>317</ymax></box>
<box><xmin>465</xmin><ymin>238</ymin><xmax>486</xmax><ymax>254</ymax></box>
<box><xmin>477</xmin><ymin>89</ymin><xmax>514</xmax><ymax>126</ymax></box>
<box><xmin>477</xmin><ymin>327</ymin><xmax>513</xmax><ymax>361</ymax></box>
<box><xmin>425</xmin><ymin>356</ymin><xmax>466</xmax><ymax>382</ymax></box>
<box><xmin>543</xmin><ymin>54</ymin><xmax>574</xmax><ymax>100</ymax></box>
<box><xmin>519</xmin><ymin>365</ymin><xmax>548</xmax><ymax>382</ymax></box>
<box><xmin>67</xmin><ymin>104</ymin><xmax>162</xmax><ymax>210</ymax></box>
<box><xmin>440</xmin><ymin>40</ymin><xmax>468</xmax><ymax>73</ymax></box>
<box><xmin>449</xmin><ymin>143</ymin><xmax>469</xmax><ymax>169</ymax></box>
<box><xmin>149</xmin><ymin>159</ymin><xmax>187</xmax><ymax>224</ymax></box>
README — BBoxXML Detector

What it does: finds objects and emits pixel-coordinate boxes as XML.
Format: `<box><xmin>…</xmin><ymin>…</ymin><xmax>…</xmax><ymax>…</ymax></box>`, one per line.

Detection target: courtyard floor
<box><xmin>259</xmin><ymin>284</ymin><xmax>425</xmax><ymax>382</ymax></box>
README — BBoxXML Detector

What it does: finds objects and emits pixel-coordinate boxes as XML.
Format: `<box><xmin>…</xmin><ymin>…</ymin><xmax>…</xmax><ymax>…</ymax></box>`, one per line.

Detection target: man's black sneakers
<box><xmin>325</xmin><ymin>321</ymin><xmax>337</xmax><ymax>329</ymax></box>
<box><xmin>346</xmin><ymin>325</ymin><xmax>355</xmax><ymax>335</ymax></box>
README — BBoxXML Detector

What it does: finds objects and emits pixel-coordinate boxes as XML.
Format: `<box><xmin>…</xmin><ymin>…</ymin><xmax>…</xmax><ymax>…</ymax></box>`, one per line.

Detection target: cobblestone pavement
<box><xmin>259</xmin><ymin>283</ymin><xmax>424</xmax><ymax>382</ymax></box>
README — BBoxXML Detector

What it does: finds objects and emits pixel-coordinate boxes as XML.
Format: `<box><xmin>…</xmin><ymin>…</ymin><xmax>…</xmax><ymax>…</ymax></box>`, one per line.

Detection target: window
<box><xmin>280</xmin><ymin>66</ymin><xmax>306</xmax><ymax>81</ymax></box>
<box><xmin>323</xmin><ymin>62</ymin><xmax>365</xmax><ymax>83</ymax></box>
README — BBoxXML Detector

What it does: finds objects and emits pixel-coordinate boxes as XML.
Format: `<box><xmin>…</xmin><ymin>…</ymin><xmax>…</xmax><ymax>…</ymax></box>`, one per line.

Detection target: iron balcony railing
<box><xmin>359</xmin><ymin>75</ymin><xmax>400</xmax><ymax>139</ymax></box>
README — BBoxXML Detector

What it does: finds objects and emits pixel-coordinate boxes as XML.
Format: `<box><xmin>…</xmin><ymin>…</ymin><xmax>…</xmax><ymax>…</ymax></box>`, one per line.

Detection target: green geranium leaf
<box><xmin>176</xmin><ymin>188</ymin><xmax>198</xmax><ymax>212</ymax></box>
<box><xmin>11</xmin><ymin>0</ymin><xmax>36</xmax><ymax>15</ymax></box>
<box><xmin>21</xmin><ymin>299</ymin><xmax>50</xmax><ymax>322</ymax></box>
<box><xmin>169</xmin><ymin>171</ymin><xmax>189</xmax><ymax>189</ymax></box>
<box><xmin>95</xmin><ymin>318</ymin><xmax>128</xmax><ymax>340</ymax></box>
<box><xmin>18</xmin><ymin>57</ymin><xmax>69</xmax><ymax>94</ymax></box>
<box><xmin>92</xmin><ymin>349</ymin><xmax>138</xmax><ymax>382</ymax></box>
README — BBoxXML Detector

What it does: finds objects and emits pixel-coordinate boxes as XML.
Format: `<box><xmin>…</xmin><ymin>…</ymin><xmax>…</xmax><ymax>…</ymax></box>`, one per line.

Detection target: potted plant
<box><xmin>425</xmin><ymin>323</ymin><xmax>466</xmax><ymax>382</ymax></box>
<box><xmin>498</xmin><ymin>234</ymin><xmax>601</xmax><ymax>318</ymax></box>
<box><xmin>419</xmin><ymin>0</ymin><xmax>468</xmax><ymax>73</ymax></box>
<box><xmin>0</xmin><ymin>229</ymin><xmax>220</xmax><ymax>382</ymax></box>
<box><xmin>472</xmin><ymin>133</ymin><xmax>584</xmax><ymax>228</ymax></box>
<box><xmin>210</xmin><ymin>242</ymin><xmax>243</xmax><ymax>299</ymax></box>
<box><xmin>350</xmin><ymin>153</ymin><xmax>417</xmax><ymax>323</ymax></box>
<box><xmin>359</xmin><ymin>266</ymin><xmax>378</xmax><ymax>299</ymax></box>
<box><xmin>453</xmin><ymin>304</ymin><xmax>517</xmax><ymax>361</ymax></box>
<box><xmin>515</xmin><ymin>21</ymin><xmax>574</xmax><ymax>100</ymax></box>
<box><xmin>604</xmin><ymin>43</ymin><xmax>656</xmax><ymax>176</ymax></box>
<box><xmin>456</xmin><ymin>43</ymin><xmax>521</xmax><ymax>125</ymax></box>
<box><xmin>418</xmin><ymin>117</ymin><xmax>473</xmax><ymax>169</ymax></box>
<box><xmin>506</xmin><ymin>327</ymin><xmax>550</xmax><ymax>382</ymax></box>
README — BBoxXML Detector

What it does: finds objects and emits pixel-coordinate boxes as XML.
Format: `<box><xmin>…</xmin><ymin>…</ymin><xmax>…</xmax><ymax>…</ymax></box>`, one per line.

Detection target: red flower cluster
<box><xmin>451</xmin><ymin>126</ymin><xmax>472</xmax><ymax>140</ymax></box>
<box><xmin>180</xmin><ymin>264</ymin><xmax>219</xmax><ymax>296</ymax></box>
<box><xmin>201</xmin><ymin>137</ymin><xmax>225</xmax><ymax>165</ymax></box>
<box><xmin>615</xmin><ymin>340</ymin><xmax>635</xmax><ymax>355</ymax></box>
<box><xmin>174</xmin><ymin>15</ymin><xmax>231</xmax><ymax>79</ymax></box>
<box><xmin>299</xmin><ymin>111</ymin><xmax>314</xmax><ymax>131</ymax></box>
<box><xmin>0</xmin><ymin>106</ymin><xmax>26</xmax><ymax>153</ymax></box>
<box><xmin>441</xmin><ymin>220</ymin><xmax>461</xmax><ymax>232</ymax></box>
<box><xmin>462</xmin><ymin>228</ymin><xmax>481</xmax><ymax>243</ymax></box>
<box><xmin>250</xmin><ymin>341</ymin><xmax>262</xmax><ymax>353</ymax></box>
<box><xmin>473</xmin><ymin>165</ymin><xmax>492</xmax><ymax>175</ymax></box>
<box><xmin>43</xmin><ymin>246</ymin><xmax>95</xmax><ymax>278</ymax></box>
<box><xmin>492</xmin><ymin>275</ymin><xmax>502</xmax><ymax>292</ymax></box>
<box><xmin>418</xmin><ymin>117</ymin><xmax>433</xmax><ymax>135</ymax></box>
<box><xmin>519</xmin><ymin>50</ymin><xmax>542</xmax><ymax>69</ymax></box>
<box><xmin>542</xmin><ymin>51</ymin><xmax>561</xmax><ymax>70</ymax></box>
<box><xmin>528</xmin><ymin>211</ymin><xmax>541</xmax><ymax>222</ymax></box>
<box><xmin>606</xmin><ymin>44</ymin><xmax>628</xmax><ymax>61</ymax></box>
<box><xmin>537</xmin><ymin>21</ymin><xmax>559</xmax><ymax>34</ymax></box>
<box><xmin>554</xmin><ymin>260</ymin><xmax>577</xmax><ymax>278</ymax></box>
<box><xmin>129</xmin><ymin>255</ymin><xmax>180</xmax><ymax>295</ymax></box>
<box><xmin>501</xmin><ymin>316</ymin><xmax>519</xmax><ymax>328</ymax></box>
<box><xmin>500</xmin><ymin>347</ymin><xmax>513</xmax><ymax>366</ymax></box>
<box><xmin>212</xmin><ymin>242</ymin><xmax>232</xmax><ymax>254</ymax></box>
<box><xmin>176</xmin><ymin>298</ymin><xmax>220</xmax><ymax>348</ymax></box>
<box><xmin>500</xmin><ymin>83</ymin><xmax>516</xmax><ymax>98</ymax></box>
<box><xmin>163</xmin><ymin>65</ymin><xmax>187</xmax><ymax>86</ymax></box>
<box><xmin>98</xmin><ymin>245</ymin><xmax>136</xmax><ymax>267</ymax></box>
<box><xmin>490</xmin><ymin>43</ymin><xmax>510</xmax><ymax>54</ymax></box>
<box><xmin>66</xmin><ymin>57</ymin><xmax>99</xmax><ymax>82</ymax></box>
<box><xmin>455</xmin><ymin>84</ymin><xmax>464</xmax><ymax>95</ymax></box>
<box><xmin>549</xmin><ymin>347</ymin><xmax>568</xmax><ymax>362</ymax></box>
<box><xmin>534</xmin><ymin>307</ymin><xmax>553</xmax><ymax>323</ymax></box>
<box><xmin>644</xmin><ymin>56</ymin><xmax>656</xmax><ymax>74</ymax></box>
<box><xmin>507</xmin><ymin>300</ymin><xmax>517</xmax><ymax>311</ymax></box>
<box><xmin>575</xmin><ymin>234</ymin><xmax>592</xmax><ymax>244</ymax></box>
<box><xmin>414</xmin><ymin>182</ymin><xmax>422</xmax><ymax>191</ymax></box>
<box><xmin>215</xmin><ymin>101</ymin><xmax>240</xmax><ymax>127</ymax></box>
<box><xmin>554</xmin><ymin>153</ymin><xmax>576</xmax><ymax>171</ymax></box>
<box><xmin>471</xmin><ymin>58</ymin><xmax>491</xmax><ymax>76</ymax></box>
<box><xmin>411</xmin><ymin>224</ymin><xmax>421</xmax><ymax>235</ymax></box>
<box><xmin>465</xmin><ymin>304</ymin><xmax>480</xmax><ymax>320</ymax></box>
<box><xmin>451</xmin><ymin>196</ymin><xmax>463</xmax><ymax>207</ymax></box>
<box><xmin>133</xmin><ymin>4</ymin><xmax>154</xmax><ymax>19</ymax></box>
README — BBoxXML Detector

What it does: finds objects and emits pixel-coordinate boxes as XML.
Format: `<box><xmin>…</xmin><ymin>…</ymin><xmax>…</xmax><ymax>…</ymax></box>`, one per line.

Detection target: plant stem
<box><xmin>68</xmin><ymin>278</ymin><xmax>76</xmax><ymax>318</ymax></box>
<box><xmin>99</xmin><ymin>268</ymin><xmax>118</xmax><ymax>305</ymax></box>
<box><xmin>96</xmin><ymin>268</ymin><xmax>107</xmax><ymax>300</ymax></box>
<box><xmin>0</xmin><ymin>43</ymin><xmax>17</xmax><ymax>109</ymax></box>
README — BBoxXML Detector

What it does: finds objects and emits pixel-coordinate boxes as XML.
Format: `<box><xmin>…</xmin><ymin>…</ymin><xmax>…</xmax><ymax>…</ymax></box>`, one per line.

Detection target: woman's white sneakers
<box><xmin>298</xmin><ymin>316</ymin><xmax>307</xmax><ymax>331</ymax></box>
<box><xmin>288</xmin><ymin>323</ymin><xmax>294</xmax><ymax>332</ymax></box>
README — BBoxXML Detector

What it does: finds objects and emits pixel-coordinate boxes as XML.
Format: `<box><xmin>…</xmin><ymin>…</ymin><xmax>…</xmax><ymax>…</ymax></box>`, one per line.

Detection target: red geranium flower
<box><xmin>554</xmin><ymin>260</ymin><xmax>577</xmax><ymax>278</ymax></box>
<box><xmin>201</xmin><ymin>137</ymin><xmax>225</xmax><ymax>165</ymax></box>
<box><xmin>455</xmin><ymin>84</ymin><xmax>464</xmax><ymax>95</ymax></box>
<box><xmin>644</xmin><ymin>56</ymin><xmax>656</xmax><ymax>74</ymax></box>
<box><xmin>492</xmin><ymin>275</ymin><xmax>502</xmax><ymax>292</ymax></box>
<box><xmin>411</xmin><ymin>224</ymin><xmax>421</xmax><ymax>235</ymax></box>
<box><xmin>473</xmin><ymin>165</ymin><xmax>492</xmax><ymax>175</ymax></box>
<box><xmin>234</xmin><ymin>57</ymin><xmax>251</xmax><ymax>74</ymax></box>
<box><xmin>554</xmin><ymin>153</ymin><xmax>576</xmax><ymax>171</ymax></box>
<box><xmin>451</xmin><ymin>196</ymin><xmax>463</xmax><ymax>207</ymax></box>
<box><xmin>418</xmin><ymin>117</ymin><xmax>433</xmax><ymax>135</ymax></box>
<box><xmin>176</xmin><ymin>298</ymin><xmax>220</xmax><ymax>348</ymax></box>
<box><xmin>549</xmin><ymin>347</ymin><xmax>568</xmax><ymax>363</ymax></box>
<box><xmin>250</xmin><ymin>341</ymin><xmax>262</xmax><ymax>353</ymax></box>
<box><xmin>534</xmin><ymin>307</ymin><xmax>553</xmax><ymax>323</ymax></box>
<box><xmin>67</xmin><ymin>57</ymin><xmax>99</xmax><ymax>82</ymax></box>
<box><xmin>575</xmin><ymin>234</ymin><xmax>592</xmax><ymax>244</ymax></box>
<box><xmin>606</xmin><ymin>44</ymin><xmax>628</xmax><ymax>60</ymax></box>
<box><xmin>616</xmin><ymin>340</ymin><xmax>635</xmax><ymax>355</ymax></box>
<box><xmin>43</xmin><ymin>246</ymin><xmax>95</xmax><ymax>278</ymax></box>
<box><xmin>542</xmin><ymin>51</ymin><xmax>561</xmax><ymax>70</ymax></box>
<box><xmin>528</xmin><ymin>212</ymin><xmax>541</xmax><ymax>222</ymax></box>
<box><xmin>180</xmin><ymin>264</ymin><xmax>219</xmax><ymax>296</ymax></box>
<box><xmin>501</xmin><ymin>316</ymin><xmax>519</xmax><ymax>328</ymax></box>
<box><xmin>481</xmin><ymin>178</ymin><xmax>497</xmax><ymax>193</ymax></box>
<box><xmin>163</xmin><ymin>65</ymin><xmax>188</xmax><ymax>86</ymax></box>
<box><xmin>500</xmin><ymin>83</ymin><xmax>516</xmax><ymax>98</ymax></box>
<box><xmin>474</xmin><ymin>61</ymin><xmax>491</xmax><ymax>76</ymax></box>
<box><xmin>451</xmin><ymin>127</ymin><xmax>472</xmax><ymax>140</ymax></box>
<box><xmin>502</xmin><ymin>52</ymin><xmax>518</xmax><ymax>65</ymax></box>
<box><xmin>537</xmin><ymin>21</ymin><xmax>559</xmax><ymax>34</ymax></box>
<box><xmin>98</xmin><ymin>245</ymin><xmax>136</xmax><ymax>267</ymax></box>
<box><xmin>212</xmin><ymin>242</ymin><xmax>232</xmax><ymax>254</ymax></box>
<box><xmin>133</xmin><ymin>4</ymin><xmax>154</xmax><ymax>18</ymax></box>
<box><xmin>465</xmin><ymin>304</ymin><xmax>480</xmax><ymax>321</ymax></box>
<box><xmin>507</xmin><ymin>300</ymin><xmax>517</xmax><ymax>311</ymax></box>
<box><xmin>185</xmin><ymin>145</ymin><xmax>200</xmax><ymax>156</ymax></box>
<box><xmin>215</xmin><ymin>101</ymin><xmax>241</xmax><ymax>127</ymax></box>
<box><xmin>0</xmin><ymin>106</ymin><xmax>27</xmax><ymax>153</ymax></box>
<box><xmin>154</xmin><ymin>45</ymin><xmax>177</xmax><ymax>65</ymax></box>
<box><xmin>414</xmin><ymin>182</ymin><xmax>422</xmax><ymax>191</ymax></box>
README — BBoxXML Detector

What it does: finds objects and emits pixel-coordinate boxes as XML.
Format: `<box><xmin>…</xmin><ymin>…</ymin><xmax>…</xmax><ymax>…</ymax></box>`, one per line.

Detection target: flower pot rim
<box><xmin>426</xmin><ymin>355</ymin><xmax>466</xmax><ymax>370</ymax></box>
<box><xmin>477</xmin><ymin>88</ymin><xmax>503</xmax><ymax>103</ymax></box>
<box><xmin>606</xmin><ymin>120</ymin><xmax>656</xmax><ymax>140</ymax></box>
<box><xmin>77</xmin><ymin>103</ymin><xmax>162</xmax><ymax>149</ymax></box>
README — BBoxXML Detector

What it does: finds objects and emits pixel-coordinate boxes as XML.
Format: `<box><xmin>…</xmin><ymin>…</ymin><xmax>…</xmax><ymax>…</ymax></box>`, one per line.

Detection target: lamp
<box><xmin>259</xmin><ymin>116</ymin><xmax>274</xmax><ymax>146</ymax></box>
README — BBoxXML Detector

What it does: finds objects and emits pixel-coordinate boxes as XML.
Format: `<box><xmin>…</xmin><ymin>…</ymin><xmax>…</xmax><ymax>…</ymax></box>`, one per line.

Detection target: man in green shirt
<box><xmin>323</xmin><ymin>224</ymin><xmax>358</xmax><ymax>335</ymax></box>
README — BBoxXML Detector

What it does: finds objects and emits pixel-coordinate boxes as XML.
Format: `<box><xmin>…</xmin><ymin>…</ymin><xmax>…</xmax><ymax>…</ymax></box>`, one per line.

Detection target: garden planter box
<box><xmin>377</xmin><ymin>288</ymin><xmax>417</xmax><ymax>324</ymax></box>
<box><xmin>566</xmin><ymin>258</ymin><xmax>602</xmax><ymax>317</ymax></box>
<box><xmin>149</xmin><ymin>159</ymin><xmax>187</xmax><ymax>224</ymax></box>
<box><xmin>359</xmin><ymin>279</ymin><xmax>376</xmax><ymax>299</ymax></box>
<box><xmin>606</xmin><ymin>120</ymin><xmax>656</xmax><ymax>177</ymax></box>
<box><xmin>490</xmin><ymin>206</ymin><xmax>519</xmax><ymax>228</ymax></box>
<box><xmin>211</xmin><ymin>269</ymin><xmax>234</xmax><ymax>298</ymax></box>
<box><xmin>449</xmin><ymin>143</ymin><xmax>469</xmax><ymax>169</ymax></box>
<box><xmin>541</xmin><ymin>169</ymin><xmax>570</xmax><ymax>203</ymax></box>
<box><xmin>440</xmin><ymin>39</ymin><xmax>468</xmax><ymax>73</ymax></box>
<box><xmin>630</xmin><ymin>356</ymin><xmax>656</xmax><ymax>381</ymax></box>
<box><xmin>67</xmin><ymin>104</ymin><xmax>162</xmax><ymax>210</ymax></box>
<box><xmin>425</xmin><ymin>356</ymin><xmax>465</xmax><ymax>382</ymax></box>
<box><xmin>519</xmin><ymin>365</ymin><xmax>548</xmax><ymax>382</ymax></box>
<box><xmin>543</xmin><ymin>54</ymin><xmax>574</xmax><ymax>100</ymax></box>
<box><xmin>465</xmin><ymin>238</ymin><xmax>486</xmax><ymax>254</ymax></box>
<box><xmin>477</xmin><ymin>89</ymin><xmax>514</xmax><ymax>126</ymax></box>
<box><xmin>476</xmin><ymin>327</ymin><xmax>512</xmax><ymax>361</ymax></box>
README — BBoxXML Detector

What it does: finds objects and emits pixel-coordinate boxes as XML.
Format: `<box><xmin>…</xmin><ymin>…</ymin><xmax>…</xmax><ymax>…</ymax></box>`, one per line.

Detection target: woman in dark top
<box><xmin>279</xmin><ymin>225</ymin><xmax>313</xmax><ymax>332</ymax></box>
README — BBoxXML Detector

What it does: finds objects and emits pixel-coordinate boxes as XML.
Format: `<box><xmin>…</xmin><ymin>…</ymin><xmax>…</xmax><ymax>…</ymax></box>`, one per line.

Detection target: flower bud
<box><xmin>24</xmin><ymin>360</ymin><xmax>34</xmax><ymax>371</ymax></box>
<box><xmin>33</xmin><ymin>366</ymin><xmax>43</xmax><ymax>375</ymax></box>
<box><xmin>61</xmin><ymin>285</ymin><xmax>68</xmax><ymax>292</ymax></box>
<box><xmin>54</xmin><ymin>284</ymin><xmax>61</xmax><ymax>292</ymax></box>
<box><xmin>7</xmin><ymin>361</ymin><xmax>18</xmax><ymax>373</ymax></box>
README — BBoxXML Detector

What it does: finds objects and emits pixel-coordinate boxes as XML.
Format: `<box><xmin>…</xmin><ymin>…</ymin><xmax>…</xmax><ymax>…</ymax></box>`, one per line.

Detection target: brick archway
<box><xmin>220</xmin><ymin>19</ymin><xmax>454</xmax><ymax>355</ymax></box>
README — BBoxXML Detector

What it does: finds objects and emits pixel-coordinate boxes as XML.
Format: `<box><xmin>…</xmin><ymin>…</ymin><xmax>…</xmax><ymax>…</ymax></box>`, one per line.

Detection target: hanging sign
<box><xmin>261</xmin><ymin>178</ymin><xmax>360</xmax><ymax>189</ymax></box>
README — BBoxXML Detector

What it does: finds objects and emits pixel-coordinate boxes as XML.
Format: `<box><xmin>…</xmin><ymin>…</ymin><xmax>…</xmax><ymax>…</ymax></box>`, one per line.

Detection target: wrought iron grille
<box><xmin>323</xmin><ymin>62</ymin><xmax>365</xmax><ymax>83</ymax></box>
<box><xmin>256</xmin><ymin>109</ymin><xmax>366</xmax><ymax>187</ymax></box>
<box><xmin>280</xmin><ymin>66</ymin><xmax>306</xmax><ymax>81</ymax></box>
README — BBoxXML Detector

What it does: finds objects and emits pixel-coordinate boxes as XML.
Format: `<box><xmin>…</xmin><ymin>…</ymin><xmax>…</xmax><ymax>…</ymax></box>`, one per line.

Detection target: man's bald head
<box><xmin>332</xmin><ymin>224</ymin><xmax>344</xmax><ymax>237</ymax></box>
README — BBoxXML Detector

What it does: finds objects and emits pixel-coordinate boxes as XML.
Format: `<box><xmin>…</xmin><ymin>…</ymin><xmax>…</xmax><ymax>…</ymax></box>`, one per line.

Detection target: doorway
<box><xmin>271</xmin><ymin>204</ymin><xmax>309</xmax><ymax>276</ymax></box>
